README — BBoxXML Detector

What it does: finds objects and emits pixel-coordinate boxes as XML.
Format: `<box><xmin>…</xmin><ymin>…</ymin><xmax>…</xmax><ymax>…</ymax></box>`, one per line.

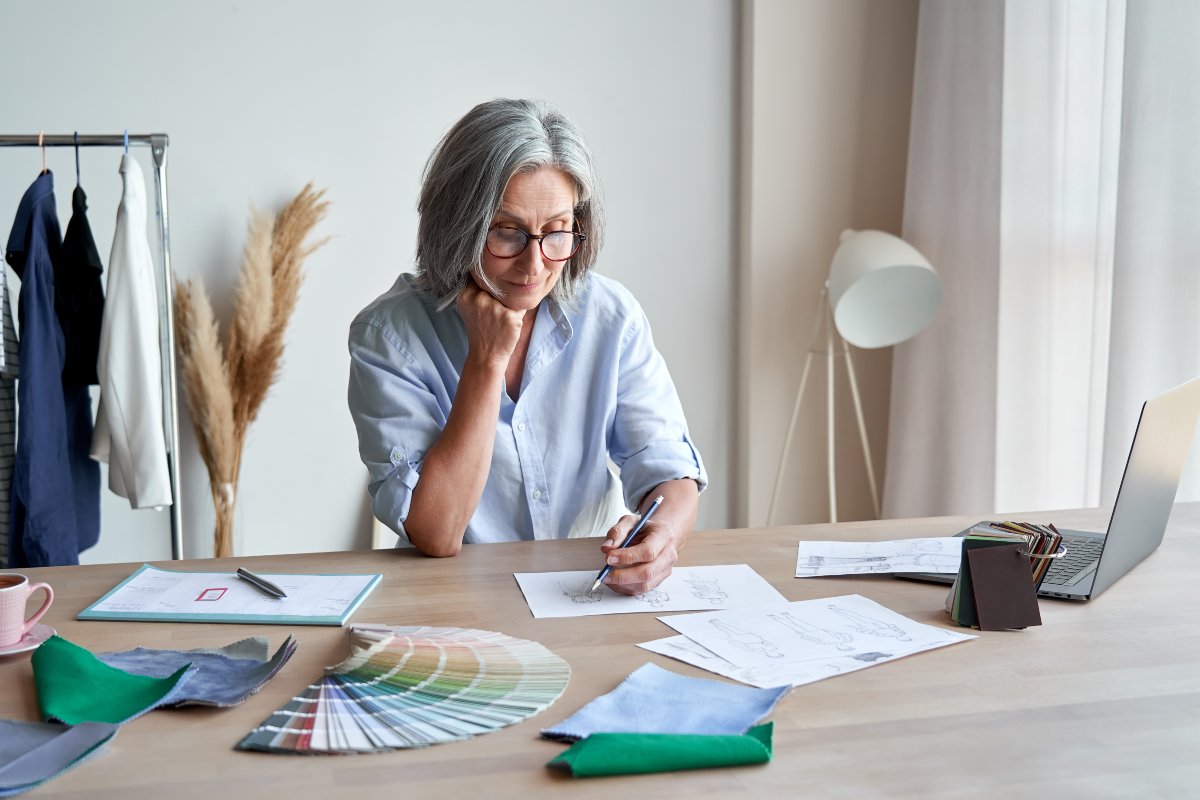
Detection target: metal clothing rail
<box><xmin>0</xmin><ymin>133</ymin><xmax>183</xmax><ymax>559</ymax></box>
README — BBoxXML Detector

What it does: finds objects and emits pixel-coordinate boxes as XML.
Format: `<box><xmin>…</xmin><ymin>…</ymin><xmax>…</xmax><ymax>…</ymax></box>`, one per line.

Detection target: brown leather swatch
<box><xmin>967</xmin><ymin>544</ymin><xmax>1042</xmax><ymax>631</ymax></box>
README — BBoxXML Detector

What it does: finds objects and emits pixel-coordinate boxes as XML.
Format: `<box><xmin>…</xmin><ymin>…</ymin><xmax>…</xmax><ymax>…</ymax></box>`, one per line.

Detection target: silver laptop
<box><xmin>900</xmin><ymin>376</ymin><xmax>1200</xmax><ymax>600</ymax></box>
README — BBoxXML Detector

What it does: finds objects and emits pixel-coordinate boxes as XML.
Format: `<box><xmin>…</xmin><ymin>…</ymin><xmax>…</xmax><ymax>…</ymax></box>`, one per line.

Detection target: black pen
<box><xmin>236</xmin><ymin>568</ymin><xmax>287</xmax><ymax>599</ymax></box>
<box><xmin>590</xmin><ymin>495</ymin><xmax>665</xmax><ymax>593</ymax></box>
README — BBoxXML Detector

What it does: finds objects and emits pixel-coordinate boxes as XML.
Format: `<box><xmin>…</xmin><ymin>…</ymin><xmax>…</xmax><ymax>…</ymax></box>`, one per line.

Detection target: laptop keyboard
<box><xmin>1044</xmin><ymin>536</ymin><xmax>1104</xmax><ymax>584</ymax></box>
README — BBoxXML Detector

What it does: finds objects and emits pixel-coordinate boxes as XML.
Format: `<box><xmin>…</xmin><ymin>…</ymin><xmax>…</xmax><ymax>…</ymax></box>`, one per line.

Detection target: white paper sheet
<box><xmin>512</xmin><ymin>564</ymin><xmax>787</xmax><ymax>618</ymax></box>
<box><xmin>795</xmin><ymin>537</ymin><xmax>962</xmax><ymax>577</ymax></box>
<box><xmin>654</xmin><ymin>594</ymin><xmax>974</xmax><ymax>687</ymax></box>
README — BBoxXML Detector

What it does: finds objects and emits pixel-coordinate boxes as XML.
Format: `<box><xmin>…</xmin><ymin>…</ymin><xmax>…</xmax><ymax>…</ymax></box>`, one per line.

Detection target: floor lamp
<box><xmin>767</xmin><ymin>230</ymin><xmax>942</xmax><ymax>524</ymax></box>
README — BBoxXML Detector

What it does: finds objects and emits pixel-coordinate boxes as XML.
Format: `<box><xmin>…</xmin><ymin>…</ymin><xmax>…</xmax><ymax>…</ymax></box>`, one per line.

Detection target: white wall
<box><xmin>0</xmin><ymin>0</ymin><xmax>737</xmax><ymax>561</ymax></box>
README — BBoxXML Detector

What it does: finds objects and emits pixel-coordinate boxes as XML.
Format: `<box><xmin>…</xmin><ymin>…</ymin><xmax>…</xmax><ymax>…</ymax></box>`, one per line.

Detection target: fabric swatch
<box><xmin>549</xmin><ymin>723</ymin><xmax>774</xmax><ymax>777</ymax></box>
<box><xmin>541</xmin><ymin>662</ymin><xmax>788</xmax><ymax>742</ymax></box>
<box><xmin>32</xmin><ymin>636</ymin><xmax>194</xmax><ymax>724</ymax></box>
<box><xmin>0</xmin><ymin>719</ymin><xmax>118</xmax><ymax>796</ymax></box>
<box><xmin>97</xmin><ymin>635</ymin><xmax>296</xmax><ymax>707</ymax></box>
<box><xmin>186</xmin><ymin>636</ymin><xmax>271</xmax><ymax>661</ymax></box>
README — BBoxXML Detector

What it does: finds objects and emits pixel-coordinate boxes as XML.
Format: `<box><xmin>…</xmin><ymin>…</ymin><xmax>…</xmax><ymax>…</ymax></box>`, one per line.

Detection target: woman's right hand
<box><xmin>456</xmin><ymin>279</ymin><xmax>524</xmax><ymax>368</ymax></box>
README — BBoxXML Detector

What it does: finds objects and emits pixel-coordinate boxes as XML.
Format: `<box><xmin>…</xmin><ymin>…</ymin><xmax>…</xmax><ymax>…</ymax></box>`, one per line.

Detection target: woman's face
<box><xmin>479</xmin><ymin>166</ymin><xmax>576</xmax><ymax>312</ymax></box>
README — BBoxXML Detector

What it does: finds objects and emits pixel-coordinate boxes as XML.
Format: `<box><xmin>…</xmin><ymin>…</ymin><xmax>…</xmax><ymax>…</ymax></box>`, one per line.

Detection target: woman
<box><xmin>348</xmin><ymin>99</ymin><xmax>706</xmax><ymax>595</ymax></box>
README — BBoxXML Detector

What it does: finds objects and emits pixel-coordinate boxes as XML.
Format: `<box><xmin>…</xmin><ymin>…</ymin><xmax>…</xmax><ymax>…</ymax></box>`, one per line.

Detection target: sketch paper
<box><xmin>637</xmin><ymin>635</ymin><xmax>750</xmax><ymax>681</ymax></box>
<box><xmin>655</xmin><ymin>594</ymin><xmax>974</xmax><ymax>687</ymax></box>
<box><xmin>513</xmin><ymin>565</ymin><xmax>787</xmax><ymax>619</ymax></box>
<box><xmin>79</xmin><ymin>565</ymin><xmax>381</xmax><ymax>625</ymax></box>
<box><xmin>795</xmin><ymin>538</ymin><xmax>961</xmax><ymax>577</ymax></box>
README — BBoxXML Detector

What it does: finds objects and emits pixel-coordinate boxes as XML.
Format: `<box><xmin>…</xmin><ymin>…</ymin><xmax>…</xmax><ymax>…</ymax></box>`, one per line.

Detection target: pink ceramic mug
<box><xmin>0</xmin><ymin>573</ymin><xmax>53</xmax><ymax>647</ymax></box>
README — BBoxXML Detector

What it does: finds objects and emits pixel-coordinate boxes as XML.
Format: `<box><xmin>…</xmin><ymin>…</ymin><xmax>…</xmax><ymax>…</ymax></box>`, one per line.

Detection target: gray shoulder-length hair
<box><xmin>414</xmin><ymin>98</ymin><xmax>605</xmax><ymax>310</ymax></box>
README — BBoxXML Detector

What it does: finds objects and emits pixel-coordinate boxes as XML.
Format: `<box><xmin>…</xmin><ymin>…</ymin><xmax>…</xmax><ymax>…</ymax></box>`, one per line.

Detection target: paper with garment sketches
<box><xmin>78</xmin><ymin>564</ymin><xmax>381</xmax><ymax>625</ymax></box>
<box><xmin>795</xmin><ymin>538</ymin><xmax>961</xmax><ymax>577</ymax></box>
<box><xmin>650</xmin><ymin>594</ymin><xmax>974</xmax><ymax>688</ymax></box>
<box><xmin>513</xmin><ymin>565</ymin><xmax>787</xmax><ymax>619</ymax></box>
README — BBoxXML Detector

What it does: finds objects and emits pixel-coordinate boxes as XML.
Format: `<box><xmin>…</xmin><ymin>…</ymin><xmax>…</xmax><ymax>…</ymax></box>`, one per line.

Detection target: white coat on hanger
<box><xmin>91</xmin><ymin>153</ymin><xmax>172</xmax><ymax>509</ymax></box>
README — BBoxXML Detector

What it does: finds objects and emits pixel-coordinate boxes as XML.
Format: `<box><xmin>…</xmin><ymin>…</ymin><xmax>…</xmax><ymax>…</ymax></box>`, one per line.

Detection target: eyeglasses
<box><xmin>485</xmin><ymin>226</ymin><xmax>587</xmax><ymax>261</ymax></box>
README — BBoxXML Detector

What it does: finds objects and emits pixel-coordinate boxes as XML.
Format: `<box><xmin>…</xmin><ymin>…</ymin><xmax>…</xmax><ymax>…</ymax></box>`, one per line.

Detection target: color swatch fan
<box><xmin>238</xmin><ymin>624</ymin><xmax>571</xmax><ymax>754</ymax></box>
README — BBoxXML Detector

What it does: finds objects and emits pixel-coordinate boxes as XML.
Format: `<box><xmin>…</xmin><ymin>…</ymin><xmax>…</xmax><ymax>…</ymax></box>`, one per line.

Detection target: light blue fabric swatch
<box><xmin>0</xmin><ymin>720</ymin><xmax>117</xmax><ymax>796</ymax></box>
<box><xmin>96</xmin><ymin>636</ymin><xmax>296</xmax><ymax>707</ymax></box>
<box><xmin>541</xmin><ymin>662</ymin><xmax>789</xmax><ymax>742</ymax></box>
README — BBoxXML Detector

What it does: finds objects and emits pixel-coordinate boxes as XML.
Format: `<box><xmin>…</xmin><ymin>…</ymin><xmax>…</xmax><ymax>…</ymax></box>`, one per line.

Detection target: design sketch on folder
<box><xmin>78</xmin><ymin>565</ymin><xmax>382</xmax><ymax>626</ymax></box>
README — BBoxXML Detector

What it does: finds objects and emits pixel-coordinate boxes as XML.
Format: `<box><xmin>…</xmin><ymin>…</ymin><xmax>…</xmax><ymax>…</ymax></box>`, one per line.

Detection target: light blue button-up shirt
<box><xmin>348</xmin><ymin>272</ymin><xmax>707</xmax><ymax>545</ymax></box>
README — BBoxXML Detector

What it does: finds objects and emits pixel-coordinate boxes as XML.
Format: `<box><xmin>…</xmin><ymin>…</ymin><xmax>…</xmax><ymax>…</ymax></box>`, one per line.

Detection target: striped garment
<box><xmin>0</xmin><ymin>255</ymin><xmax>18</xmax><ymax>566</ymax></box>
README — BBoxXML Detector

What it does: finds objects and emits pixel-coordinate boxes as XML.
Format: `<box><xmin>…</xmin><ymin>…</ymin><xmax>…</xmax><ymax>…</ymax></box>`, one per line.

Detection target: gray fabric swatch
<box><xmin>97</xmin><ymin>636</ymin><xmax>296</xmax><ymax>707</ymax></box>
<box><xmin>0</xmin><ymin>720</ymin><xmax>117</xmax><ymax>796</ymax></box>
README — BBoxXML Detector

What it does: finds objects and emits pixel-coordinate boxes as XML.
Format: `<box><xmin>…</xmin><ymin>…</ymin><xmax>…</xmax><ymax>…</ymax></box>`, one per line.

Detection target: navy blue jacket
<box><xmin>5</xmin><ymin>171</ymin><xmax>100</xmax><ymax>566</ymax></box>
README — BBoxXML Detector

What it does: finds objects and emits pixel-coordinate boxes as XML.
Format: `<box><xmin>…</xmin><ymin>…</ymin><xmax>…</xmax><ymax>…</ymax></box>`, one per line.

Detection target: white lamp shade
<box><xmin>825</xmin><ymin>229</ymin><xmax>942</xmax><ymax>349</ymax></box>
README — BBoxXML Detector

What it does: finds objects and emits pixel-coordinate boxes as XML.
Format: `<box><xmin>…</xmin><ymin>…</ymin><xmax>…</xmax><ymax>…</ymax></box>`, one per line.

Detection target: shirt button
<box><xmin>533</xmin><ymin>490</ymin><xmax>542</xmax><ymax>500</ymax></box>
<box><xmin>390</xmin><ymin>448</ymin><xmax>406</xmax><ymax>463</ymax></box>
<box><xmin>517</xmin><ymin>422</ymin><xmax>527</xmax><ymax>432</ymax></box>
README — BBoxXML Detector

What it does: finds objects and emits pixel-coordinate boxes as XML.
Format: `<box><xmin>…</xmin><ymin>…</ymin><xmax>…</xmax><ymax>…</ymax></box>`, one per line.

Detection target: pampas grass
<box><xmin>175</xmin><ymin>184</ymin><xmax>329</xmax><ymax>557</ymax></box>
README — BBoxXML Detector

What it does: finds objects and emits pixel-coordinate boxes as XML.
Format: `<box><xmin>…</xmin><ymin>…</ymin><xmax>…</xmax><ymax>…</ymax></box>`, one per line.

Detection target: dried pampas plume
<box><xmin>174</xmin><ymin>184</ymin><xmax>329</xmax><ymax>557</ymax></box>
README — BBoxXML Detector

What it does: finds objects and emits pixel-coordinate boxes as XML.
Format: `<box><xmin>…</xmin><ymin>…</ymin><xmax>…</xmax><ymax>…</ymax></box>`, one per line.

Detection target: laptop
<box><xmin>899</xmin><ymin>376</ymin><xmax>1200</xmax><ymax>600</ymax></box>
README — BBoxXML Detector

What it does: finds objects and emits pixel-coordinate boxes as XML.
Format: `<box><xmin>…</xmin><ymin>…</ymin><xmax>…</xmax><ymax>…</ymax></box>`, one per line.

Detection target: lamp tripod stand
<box><xmin>766</xmin><ymin>287</ymin><xmax>882</xmax><ymax>525</ymax></box>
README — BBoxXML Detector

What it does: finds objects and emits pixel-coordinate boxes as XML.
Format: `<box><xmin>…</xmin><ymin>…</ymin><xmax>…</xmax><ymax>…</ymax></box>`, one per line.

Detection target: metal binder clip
<box><xmin>1021</xmin><ymin>544</ymin><xmax>1068</xmax><ymax>559</ymax></box>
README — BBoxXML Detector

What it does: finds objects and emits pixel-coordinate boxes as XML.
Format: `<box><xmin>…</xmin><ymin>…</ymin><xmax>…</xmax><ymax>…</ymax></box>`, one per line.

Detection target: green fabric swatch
<box><xmin>548</xmin><ymin>723</ymin><xmax>773</xmax><ymax>777</ymax></box>
<box><xmin>32</xmin><ymin>636</ymin><xmax>193</xmax><ymax>725</ymax></box>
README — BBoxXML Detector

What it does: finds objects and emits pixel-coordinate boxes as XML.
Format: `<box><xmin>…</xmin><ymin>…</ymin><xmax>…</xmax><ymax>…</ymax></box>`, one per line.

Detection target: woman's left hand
<box><xmin>598</xmin><ymin>516</ymin><xmax>681</xmax><ymax>595</ymax></box>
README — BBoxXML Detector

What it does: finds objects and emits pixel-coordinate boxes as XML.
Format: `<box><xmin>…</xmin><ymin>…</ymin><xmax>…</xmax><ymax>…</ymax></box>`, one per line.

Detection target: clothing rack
<box><xmin>0</xmin><ymin>133</ymin><xmax>183</xmax><ymax>559</ymax></box>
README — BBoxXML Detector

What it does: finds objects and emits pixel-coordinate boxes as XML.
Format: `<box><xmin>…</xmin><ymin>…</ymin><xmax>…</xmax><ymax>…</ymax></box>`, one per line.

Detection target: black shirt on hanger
<box><xmin>57</xmin><ymin>184</ymin><xmax>105</xmax><ymax>387</ymax></box>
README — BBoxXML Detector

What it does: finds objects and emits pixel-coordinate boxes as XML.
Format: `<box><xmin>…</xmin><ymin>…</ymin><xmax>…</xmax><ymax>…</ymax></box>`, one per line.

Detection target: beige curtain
<box><xmin>884</xmin><ymin>0</ymin><xmax>1200</xmax><ymax>519</ymax></box>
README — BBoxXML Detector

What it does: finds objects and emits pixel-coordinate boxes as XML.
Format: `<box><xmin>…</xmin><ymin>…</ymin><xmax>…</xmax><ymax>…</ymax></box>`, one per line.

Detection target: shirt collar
<box><xmin>5</xmin><ymin>171</ymin><xmax>56</xmax><ymax>276</ymax></box>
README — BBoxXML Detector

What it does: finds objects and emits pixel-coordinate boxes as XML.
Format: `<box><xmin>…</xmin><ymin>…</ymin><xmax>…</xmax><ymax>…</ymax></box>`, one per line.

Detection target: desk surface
<box><xmin>4</xmin><ymin>506</ymin><xmax>1199</xmax><ymax>798</ymax></box>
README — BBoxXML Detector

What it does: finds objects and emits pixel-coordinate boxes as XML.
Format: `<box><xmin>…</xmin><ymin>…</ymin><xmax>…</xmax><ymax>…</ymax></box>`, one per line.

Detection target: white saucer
<box><xmin>0</xmin><ymin>624</ymin><xmax>55</xmax><ymax>656</ymax></box>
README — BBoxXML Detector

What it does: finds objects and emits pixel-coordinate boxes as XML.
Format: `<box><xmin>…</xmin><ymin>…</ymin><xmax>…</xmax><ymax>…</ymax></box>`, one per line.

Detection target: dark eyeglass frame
<box><xmin>485</xmin><ymin>226</ymin><xmax>587</xmax><ymax>262</ymax></box>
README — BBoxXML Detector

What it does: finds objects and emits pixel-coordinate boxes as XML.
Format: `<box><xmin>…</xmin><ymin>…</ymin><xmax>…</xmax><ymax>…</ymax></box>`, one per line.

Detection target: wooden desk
<box><xmin>4</xmin><ymin>505</ymin><xmax>1199</xmax><ymax>798</ymax></box>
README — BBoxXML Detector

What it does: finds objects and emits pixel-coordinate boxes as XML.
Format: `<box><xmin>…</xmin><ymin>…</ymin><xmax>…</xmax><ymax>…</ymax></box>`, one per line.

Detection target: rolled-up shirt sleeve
<box><xmin>347</xmin><ymin>319</ymin><xmax>445</xmax><ymax>541</ymax></box>
<box><xmin>608</xmin><ymin>303</ymin><xmax>708</xmax><ymax>511</ymax></box>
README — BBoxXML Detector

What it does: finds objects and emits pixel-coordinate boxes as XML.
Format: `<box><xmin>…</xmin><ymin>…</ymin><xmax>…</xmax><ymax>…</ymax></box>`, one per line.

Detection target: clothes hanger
<box><xmin>38</xmin><ymin>130</ymin><xmax>47</xmax><ymax>174</ymax></box>
<box><xmin>74</xmin><ymin>131</ymin><xmax>81</xmax><ymax>186</ymax></box>
<box><xmin>123</xmin><ymin>129</ymin><xmax>129</xmax><ymax>155</ymax></box>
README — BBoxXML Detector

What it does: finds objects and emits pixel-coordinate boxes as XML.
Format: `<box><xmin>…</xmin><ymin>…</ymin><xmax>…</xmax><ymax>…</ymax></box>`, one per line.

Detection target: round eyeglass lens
<box><xmin>487</xmin><ymin>228</ymin><xmax>527</xmax><ymax>258</ymax></box>
<box><xmin>541</xmin><ymin>232</ymin><xmax>579</xmax><ymax>260</ymax></box>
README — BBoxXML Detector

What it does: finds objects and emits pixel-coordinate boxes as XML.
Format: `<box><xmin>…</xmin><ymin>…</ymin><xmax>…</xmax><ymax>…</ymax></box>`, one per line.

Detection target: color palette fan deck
<box><xmin>238</xmin><ymin>624</ymin><xmax>571</xmax><ymax>753</ymax></box>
